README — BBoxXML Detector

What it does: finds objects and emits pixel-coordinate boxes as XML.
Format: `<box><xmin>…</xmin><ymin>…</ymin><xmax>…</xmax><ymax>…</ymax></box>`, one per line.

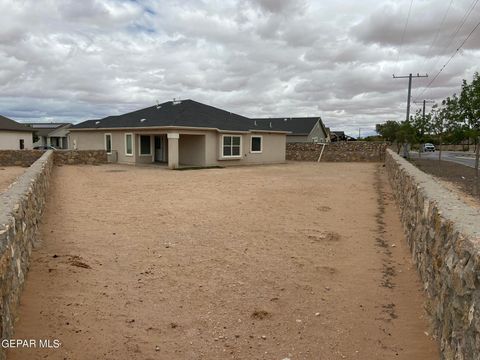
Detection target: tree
<box><xmin>396</xmin><ymin>121</ymin><xmax>417</xmax><ymax>157</ymax></box>
<box><xmin>459</xmin><ymin>73</ymin><xmax>480</xmax><ymax>128</ymax></box>
<box><xmin>411</xmin><ymin>108</ymin><xmax>432</xmax><ymax>155</ymax></box>
<box><xmin>375</xmin><ymin>121</ymin><xmax>400</xmax><ymax>143</ymax></box>
<box><xmin>430</xmin><ymin>104</ymin><xmax>448</xmax><ymax>160</ymax></box>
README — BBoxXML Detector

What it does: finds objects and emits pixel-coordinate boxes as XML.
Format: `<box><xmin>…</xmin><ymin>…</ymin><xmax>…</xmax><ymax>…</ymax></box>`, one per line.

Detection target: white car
<box><xmin>423</xmin><ymin>143</ymin><xmax>435</xmax><ymax>152</ymax></box>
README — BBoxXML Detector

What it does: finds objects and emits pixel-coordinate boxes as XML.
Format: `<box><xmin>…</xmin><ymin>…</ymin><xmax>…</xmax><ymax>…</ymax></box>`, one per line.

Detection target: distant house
<box><xmin>253</xmin><ymin>117</ymin><xmax>329</xmax><ymax>143</ymax></box>
<box><xmin>330</xmin><ymin>131</ymin><xmax>356</xmax><ymax>142</ymax></box>
<box><xmin>69</xmin><ymin>99</ymin><xmax>288</xmax><ymax>169</ymax></box>
<box><xmin>0</xmin><ymin>115</ymin><xmax>34</xmax><ymax>150</ymax></box>
<box><xmin>24</xmin><ymin>123</ymin><xmax>72</xmax><ymax>149</ymax></box>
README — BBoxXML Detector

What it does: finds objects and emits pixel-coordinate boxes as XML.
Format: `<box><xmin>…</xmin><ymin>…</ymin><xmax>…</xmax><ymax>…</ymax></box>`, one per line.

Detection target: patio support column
<box><xmin>167</xmin><ymin>133</ymin><xmax>179</xmax><ymax>169</ymax></box>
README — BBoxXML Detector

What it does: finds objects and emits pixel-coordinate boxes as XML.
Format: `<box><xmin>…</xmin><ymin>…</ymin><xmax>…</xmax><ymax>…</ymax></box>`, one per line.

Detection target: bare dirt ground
<box><xmin>9</xmin><ymin>162</ymin><xmax>439</xmax><ymax>360</ymax></box>
<box><xmin>410</xmin><ymin>158</ymin><xmax>479</xmax><ymax>206</ymax></box>
<box><xmin>0</xmin><ymin>166</ymin><xmax>26</xmax><ymax>192</ymax></box>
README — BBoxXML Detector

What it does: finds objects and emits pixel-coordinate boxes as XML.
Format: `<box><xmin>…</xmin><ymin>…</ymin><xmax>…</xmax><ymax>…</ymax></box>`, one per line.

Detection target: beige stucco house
<box><xmin>69</xmin><ymin>100</ymin><xmax>288</xmax><ymax>169</ymax></box>
<box><xmin>0</xmin><ymin>115</ymin><xmax>34</xmax><ymax>150</ymax></box>
<box><xmin>25</xmin><ymin>122</ymin><xmax>72</xmax><ymax>149</ymax></box>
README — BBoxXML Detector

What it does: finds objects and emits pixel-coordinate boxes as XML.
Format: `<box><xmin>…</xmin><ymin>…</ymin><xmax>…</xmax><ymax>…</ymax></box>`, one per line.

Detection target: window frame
<box><xmin>19</xmin><ymin>139</ymin><xmax>25</xmax><ymax>150</ymax></box>
<box><xmin>139</xmin><ymin>135</ymin><xmax>152</xmax><ymax>156</ymax></box>
<box><xmin>104</xmin><ymin>133</ymin><xmax>112</xmax><ymax>154</ymax></box>
<box><xmin>221</xmin><ymin>134</ymin><xmax>242</xmax><ymax>159</ymax></box>
<box><xmin>250</xmin><ymin>135</ymin><xmax>263</xmax><ymax>153</ymax></box>
<box><xmin>125</xmin><ymin>133</ymin><xmax>134</xmax><ymax>156</ymax></box>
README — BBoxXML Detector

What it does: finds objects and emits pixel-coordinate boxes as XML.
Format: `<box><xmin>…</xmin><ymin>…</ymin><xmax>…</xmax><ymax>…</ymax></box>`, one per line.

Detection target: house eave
<box><xmin>70</xmin><ymin>125</ymin><xmax>289</xmax><ymax>135</ymax></box>
<box><xmin>0</xmin><ymin>128</ymin><xmax>35</xmax><ymax>133</ymax></box>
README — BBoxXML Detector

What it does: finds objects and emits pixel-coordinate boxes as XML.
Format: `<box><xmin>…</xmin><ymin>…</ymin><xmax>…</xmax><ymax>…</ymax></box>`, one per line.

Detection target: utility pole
<box><xmin>476</xmin><ymin>136</ymin><xmax>479</xmax><ymax>196</ymax></box>
<box><xmin>413</xmin><ymin>99</ymin><xmax>435</xmax><ymax>158</ymax></box>
<box><xmin>393</xmin><ymin>73</ymin><xmax>428</xmax><ymax>122</ymax></box>
<box><xmin>418</xmin><ymin>99</ymin><xmax>435</xmax><ymax>122</ymax></box>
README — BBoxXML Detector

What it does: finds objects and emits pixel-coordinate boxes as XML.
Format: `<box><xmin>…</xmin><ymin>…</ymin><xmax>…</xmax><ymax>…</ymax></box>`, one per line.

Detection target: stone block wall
<box><xmin>54</xmin><ymin>150</ymin><xmax>107</xmax><ymax>165</ymax></box>
<box><xmin>0</xmin><ymin>151</ymin><xmax>54</xmax><ymax>359</ymax></box>
<box><xmin>0</xmin><ymin>150</ymin><xmax>43</xmax><ymax>167</ymax></box>
<box><xmin>385</xmin><ymin>149</ymin><xmax>480</xmax><ymax>360</ymax></box>
<box><xmin>286</xmin><ymin>142</ymin><xmax>387</xmax><ymax>162</ymax></box>
<box><xmin>0</xmin><ymin>150</ymin><xmax>107</xmax><ymax>167</ymax></box>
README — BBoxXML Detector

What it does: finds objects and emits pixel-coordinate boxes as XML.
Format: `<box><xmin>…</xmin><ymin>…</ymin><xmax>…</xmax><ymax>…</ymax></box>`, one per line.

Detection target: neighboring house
<box><xmin>0</xmin><ymin>115</ymin><xmax>34</xmax><ymax>150</ymax></box>
<box><xmin>69</xmin><ymin>99</ymin><xmax>288</xmax><ymax>169</ymax></box>
<box><xmin>330</xmin><ymin>131</ymin><xmax>356</xmax><ymax>142</ymax></box>
<box><xmin>325</xmin><ymin>127</ymin><xmax>331</xmax><ymax>140</ymax></box>
<box><xmin>25</xmin><ymin>123</ymin><xmax>72</xmax><ymax>149</ymax></box>
<box><xmin>253</xmin><ymin>117</ymin><xmax>329</xmax><ymax>143</ymax></box>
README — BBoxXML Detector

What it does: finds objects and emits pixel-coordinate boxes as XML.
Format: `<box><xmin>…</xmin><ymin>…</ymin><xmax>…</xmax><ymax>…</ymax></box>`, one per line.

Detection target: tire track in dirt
<box><xmin>374</xmin><ymin>165</ymin><xmax>396</xmax><ymax>292</ymax></box>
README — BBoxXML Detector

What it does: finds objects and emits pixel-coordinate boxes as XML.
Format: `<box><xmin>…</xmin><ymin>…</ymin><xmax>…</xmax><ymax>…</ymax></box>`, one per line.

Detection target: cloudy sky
<box><xmin>1</xmin><ymin>0</ymin><xmax>479</xmax><ymax>136</ymax></box>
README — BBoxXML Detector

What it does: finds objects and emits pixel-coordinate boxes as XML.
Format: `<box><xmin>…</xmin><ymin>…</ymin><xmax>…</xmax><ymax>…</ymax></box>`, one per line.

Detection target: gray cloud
<box><xmin>0</xmin><ymin>0</ymin><xmax>479</xmax><ymax>136</ymax></box>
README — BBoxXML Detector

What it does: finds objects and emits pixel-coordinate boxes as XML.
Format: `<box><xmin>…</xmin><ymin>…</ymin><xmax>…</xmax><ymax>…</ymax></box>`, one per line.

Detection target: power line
<box><xmin>414</xmin><ymin>16</ymin><xmax>480</xmax><ymax>101</ymax></box>
<box><xmin>414</xmin><ymin>0</ymin><xmax>479</xmax><ymax>101</ymax></box>
<box><xmin>414</xmin><ymin>0</ymin><xmax>478</xmax><ymax>101</ymax></box>
<box><xmin>423</xmin><ymin>0</ymin><xmax>454</xmax><ymax>62</ymax></box>
<box><xmin>395</xmin><ymin>0</ymin><xmax>415</xmax><ymax>70</ymax></box>
<box><xmin>413</xmin><ymin>0</ymin><xmax>455</xmax><ymax>101</ymax></box>
<box><xmin>429</xmin><ymin>0</ymin><xmax>478</xmax><ymax>70</ymax></box>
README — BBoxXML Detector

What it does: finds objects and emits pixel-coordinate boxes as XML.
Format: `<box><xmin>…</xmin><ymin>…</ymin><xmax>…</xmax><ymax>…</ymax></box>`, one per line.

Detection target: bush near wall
<box><xmin>286</xmin><ymin>141</ymin><xmax>387</xmax><ymax>162</ymax></box>
<box><xmin>0</xmin><ymin>151</ymin><xmax>54</xmax><ymax>360</ymax></box>
<box><xmin>385</xmin><ymin>149</ymin><xmax>480</xmax><ymax>360</ymax></box>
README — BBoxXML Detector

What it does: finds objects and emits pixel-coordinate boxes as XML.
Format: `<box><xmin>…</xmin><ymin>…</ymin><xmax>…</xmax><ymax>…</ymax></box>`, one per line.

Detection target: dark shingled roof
<box><xmin>252</xmin><ymin>117</ymin><xmax>321</xmax><ymax>136</ymax></box>
<box><xmin>0</xmin><ymin>115</ymin><xmax>34</xmax><ymax>132</ymax></box>
<box><xmin>72</xmin><ymin>99</ymin><xmax>288</xmax><ymax>133</ymax></box>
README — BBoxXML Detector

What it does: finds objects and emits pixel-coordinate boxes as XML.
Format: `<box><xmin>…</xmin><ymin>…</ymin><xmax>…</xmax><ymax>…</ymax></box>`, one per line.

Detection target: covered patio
<box><xmin>133</xmin><ymin>132</ymin><xmax>206</xmax><ymax>169</ymax></box>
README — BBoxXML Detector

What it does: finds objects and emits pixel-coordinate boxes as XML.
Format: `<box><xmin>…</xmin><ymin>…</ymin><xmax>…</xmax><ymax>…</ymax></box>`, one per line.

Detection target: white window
<box><xmin>104</xmin><ymin>133</ymin><xmax>112</xmax><ymax>154</ymax></box>
<box><xmin>250</xmin><ymin>135</ymin><xmax>262</xmax><ymax>153</ymax></box>
<box><xmin>222</xmin><ymin>135</ymin><xmax>242</xmax><ymax>158</ymax></box>
<box><xmin>125</xmin><ymin>133</ymin><xmax>133</xmax><ymax>156</ymax></box>
<box><xmin>139</xmin><ymin>135</ymin><xmax>151</xmax><ymax>156</ymax></box>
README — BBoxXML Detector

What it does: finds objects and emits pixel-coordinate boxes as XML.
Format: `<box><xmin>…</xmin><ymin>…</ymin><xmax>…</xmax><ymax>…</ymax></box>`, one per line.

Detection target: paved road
<box><xmin>412</xmin><ymin>151</ymin><xmax>478</xmax><ymax>168</ymax></box>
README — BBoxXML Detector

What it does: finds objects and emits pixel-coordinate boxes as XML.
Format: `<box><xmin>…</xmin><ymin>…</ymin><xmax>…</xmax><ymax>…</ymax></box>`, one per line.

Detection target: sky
<box><xmin>1</xmin><ymin>0</ymin><xmax>479</xmax><ymax>136</ymax></box>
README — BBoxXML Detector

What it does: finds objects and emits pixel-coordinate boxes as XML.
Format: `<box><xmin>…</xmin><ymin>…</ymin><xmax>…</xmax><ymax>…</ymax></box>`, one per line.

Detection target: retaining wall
<box><xmin>0</xmin><ymin>150</ymin><xmax>43</xmax><ymax>167</ymax></box>
<box><xmin>0</xmin><ymin>150</ymin><xmax>107</xmax><ymax>167</ymax></box>
<box><xmin>54</xmin><ymin>150</ymin><xmax>107</xmax><ymax>165</ymax></box>
<box><xmin>286</xmin><ymin>142</ymin><xmax>387</xmax><ymax>162</ymax></box>
<box><xmin>0</xmin><ymin>151</ymin><xmax>54</xmax><ymax>359</ymax></box>
<box><xmin>385</xmin><ymin>149</ymin><xmax>480</xmax><ymax>360</ymax></box>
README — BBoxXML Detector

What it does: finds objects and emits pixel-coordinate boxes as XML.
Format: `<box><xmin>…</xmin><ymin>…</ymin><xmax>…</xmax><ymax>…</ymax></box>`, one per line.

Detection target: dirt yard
<box><xmin>411</xmin><ymin>158</ymin><xmax>479</xmax><ymax>204</ymax></box>
<box><xmin>0</xmin><ymin>166</ymin><xmax>26</xmax><ymax>192</ymax></box>
<box><xmin>9</xmin><ymin>163</ymin><xmax>438</xmax><ymax>360</ymax></box>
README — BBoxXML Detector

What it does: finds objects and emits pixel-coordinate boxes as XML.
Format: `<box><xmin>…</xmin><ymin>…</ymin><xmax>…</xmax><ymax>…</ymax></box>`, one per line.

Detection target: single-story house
<box><xmin>69</xmin><ymin>99</ymin><xmax>288</xmax><ymax>169</ymax></box>
<box><xmin>25</xmin><ymin>122</ymin><xmax>72</xmax><ymax>149</ymax></box>
<box><xmin>330</xmin><ymin>131</ymin><xmax>356</xmax><ymax>142</ymax></box>
<box><xmin>252</xmin><ymin>117</ymin><xmax>329</xmax><ymax>143</ymax></box>
<box><xmin>0</xmin><ymin>115</ymin><xmax>34</xmax><ymax>150</ymax></box>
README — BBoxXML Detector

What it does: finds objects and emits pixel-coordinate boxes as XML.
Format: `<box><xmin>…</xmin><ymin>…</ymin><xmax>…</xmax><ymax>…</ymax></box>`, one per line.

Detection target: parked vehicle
<box><xmin>33</xmin><ymin>145</ymin><xmax>57</xmax><ymax>150</ymax></box>
<box><xmin>423</xmin><ymin>143</ymin><xmax>435</xmax><ymax>152</ymax></box>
